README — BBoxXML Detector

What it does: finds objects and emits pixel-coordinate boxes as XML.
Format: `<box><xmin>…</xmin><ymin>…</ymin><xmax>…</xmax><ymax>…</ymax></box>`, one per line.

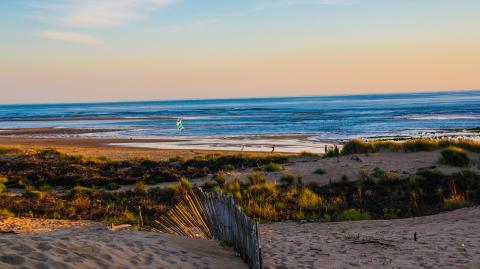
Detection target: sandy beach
<box><xmin>0</xmin><ymin>135</ymin><xmax>278</xmax><ymax>160</ymax></box>
<box><xmin>261</xmin><ymin>206</ymin><xmax>480</xmax><ymax>268</ymax></box>
<box><xmin>0</xmin><ymin>218</ymin><xmax>247</xmax><ymax>269</ymax></box>
<box><xmin>1</xmin><ymin>207</ymin><xmax>479</xmax><ymax>269</ymax></box>
<box><xmin>1</xmin><ymin>134</ymin><xmax>480</xmax><ymax>268</ymax></box>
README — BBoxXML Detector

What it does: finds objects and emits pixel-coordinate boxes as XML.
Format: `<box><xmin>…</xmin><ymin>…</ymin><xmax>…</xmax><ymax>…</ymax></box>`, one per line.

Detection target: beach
<box><xmin>1</xmin><ymin>207</ymin><xmax>479</xmax><ymax>269</ymax></box>
<box><xmin>0</xmin><ymin>218</ymin><xmax>247</xmax><ymax>269</ymax></box>
<box><xmin>1</xmin><ymin>96</ymin><xmax>480</xmax><ymax>269</ymax></box>
<box><xmin>261</xmin><ymin>206</ymin><xmax>480</xmax><ymax>268</ymax></box>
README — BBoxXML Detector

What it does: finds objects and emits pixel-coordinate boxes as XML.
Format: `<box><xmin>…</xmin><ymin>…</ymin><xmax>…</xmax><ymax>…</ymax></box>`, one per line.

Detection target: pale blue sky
<box><xmin>1</xmin><ymin>0</ymin><xmax>480</xmax><ymax>104</ymax></box>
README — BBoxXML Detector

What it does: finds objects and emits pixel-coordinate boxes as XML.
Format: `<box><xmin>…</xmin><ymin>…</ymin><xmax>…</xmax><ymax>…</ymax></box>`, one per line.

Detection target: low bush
<box><xmin>0</xmin><ymin>208</ymin><xmax>14</xmax><ymax>219</ymax></box>
<box><xmin>280</xmin><ymin>173</ymin><xmax>295</xmax><ymax>186</ymax></box>
<box><xmin>382</xmin><ymin>208</ymin><xmax>401</xmax><ymax>219</ymax></box>
<box><xmin>264</xmin><ymin>163</ymin><xmax>282</xmax><ymax>172</ymax></box>
<box><xmin>224</xmin><ymin>164</ymin><xmax>235</xmax><ymax>171</ymax></box>
<box><xmin>338</xmin><ymin>209</ymin><xmax>371</xmax><ymax>221</ymax></box>
<box><xmin>105</xmin><ymin>182</ymin><xmax>120</xmax><ymax>190</ymax></box>
<box><xmin>0</xmin><ymin>177</ymin><xmax>7</xmax><ymax>193</ymax></box>
<box><xmin>441</xmin><ymin>147</ymin><xmax>469</xmax><ymax>167</ymax></box>
<box><xmin>248</xmin><ymin>172</ymin><xmax>266</xmax><ymax>185</ymax></box>
<box><xmin>342</xmin><ymin>139</ymin><xmax>375</xmax><ymax>154</ymax></box>
<box><xmin>314</xmin><ymin>168</ymin><xmax>326</xmax><ymax>175</ymax></box>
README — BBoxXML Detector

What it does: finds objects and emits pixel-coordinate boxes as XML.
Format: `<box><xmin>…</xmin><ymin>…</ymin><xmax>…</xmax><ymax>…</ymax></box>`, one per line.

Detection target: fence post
<box><xmin>199</xmin><ymin>191</ymin><xmax>262</xmax><ymax>269</ymax></box>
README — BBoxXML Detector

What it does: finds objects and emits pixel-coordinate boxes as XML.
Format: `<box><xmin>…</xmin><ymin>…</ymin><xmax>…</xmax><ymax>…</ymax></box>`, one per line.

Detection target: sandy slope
<box><xmin>0</xmin><ymin>219</ymin><xmax>247</xmax><ymax>269</ymax></box>
<box><xmin>260</xmin><ymin>207</ymin><xmax>480</xmax><ymax>269</ymax></box>
<box><xmin>222</xmin><ymin>150</ymin><xmax>480</xmax><ymax>186</ymax></box>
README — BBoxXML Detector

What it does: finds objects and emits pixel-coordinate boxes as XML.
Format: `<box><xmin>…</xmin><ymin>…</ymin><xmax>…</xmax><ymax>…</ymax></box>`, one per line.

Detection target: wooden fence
<box><xmin>198</xmin><ymin>191</ymin><xmax>263</xmax><ymax>269</ymax></box>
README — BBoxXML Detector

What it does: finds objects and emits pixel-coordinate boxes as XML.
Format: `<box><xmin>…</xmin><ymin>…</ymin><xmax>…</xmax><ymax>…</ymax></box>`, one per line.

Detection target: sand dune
<box><xmin>260</xmin><ymin>207</ymin><xmax>480</xmax><ymax>268</ymax></box>
<box><xmin>0</xmin><ymin>218</ymin><xmax>247</xmax><ymax>269</ymax></box>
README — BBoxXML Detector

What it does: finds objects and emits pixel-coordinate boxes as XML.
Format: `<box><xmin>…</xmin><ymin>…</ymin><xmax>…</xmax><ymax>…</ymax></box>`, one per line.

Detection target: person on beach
<box><xmin>271</xmin><ymin>145</ymin><xmax>276</xmax><ymax>153</ymax></box>
<box><xmin>176</xmin><ymin>118</ymin><xmax>185</xmax><ymax>132</ymax></box>
<box><xmin>241</xmin><ymin>144</ymin><xmax>245</xmax><ymax>151</ymax></box>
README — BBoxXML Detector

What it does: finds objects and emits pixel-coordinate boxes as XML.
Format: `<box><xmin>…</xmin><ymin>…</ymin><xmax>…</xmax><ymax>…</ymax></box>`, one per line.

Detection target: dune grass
<box><xmin>340</xmin><ymin>138</ymin><xmax>480</xmax><ymax>156</ymax></box>
<box><xmin>1</xmin><ymin>143</ymin><xmax>479</xmax><ymax>227</ymax></box>
<box><xmin>441</xmin><ymin>146</ymin><xmax>470</xmax><ymax>167</ymax></box>
<box><xmin>0</xmin><ymin>146</ymin><xmax>21</xmax><ymax>155</ymax></box>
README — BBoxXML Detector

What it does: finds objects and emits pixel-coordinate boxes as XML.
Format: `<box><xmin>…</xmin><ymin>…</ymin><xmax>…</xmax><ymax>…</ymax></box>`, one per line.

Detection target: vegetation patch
<box><xmin>263</xmin><ymin>163</ymin><xmax>282</xmax><ymax>172</ymax></box>
<box><xmin>441</xmin><ymin>146</ymin><xmax>470</xmax><ymax>167</ymax></box>
<box><xmin>339</xmin><ymin>138</ymin><xmax>480</xmax><ymax>156</ymax></box>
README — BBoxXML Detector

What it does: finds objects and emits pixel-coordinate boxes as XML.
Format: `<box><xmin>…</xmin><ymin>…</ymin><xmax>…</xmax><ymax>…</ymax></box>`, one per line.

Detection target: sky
<box><xmin>1</xmin><ymin>0</ymin><xmax>479</xmax><ymax>104</ymax></box>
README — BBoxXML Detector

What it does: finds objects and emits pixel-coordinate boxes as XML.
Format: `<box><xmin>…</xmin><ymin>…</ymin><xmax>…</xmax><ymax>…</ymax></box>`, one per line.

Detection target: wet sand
<box><xmin>0</xmin><ymin>136</ymin><xmax>278</xmax><ymax>160</ymax></box>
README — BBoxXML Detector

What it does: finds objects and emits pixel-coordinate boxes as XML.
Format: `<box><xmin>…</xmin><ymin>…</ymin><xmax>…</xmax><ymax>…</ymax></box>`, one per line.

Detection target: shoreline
<box><xmin>0</xmin><ymin>127</ymin><xmax>339</xmax><ymax>155</ymax></box>
<box><xmin>1</xmin><ymin>126</ymin><xmax>480</xmax><ymax>157</ymax></box>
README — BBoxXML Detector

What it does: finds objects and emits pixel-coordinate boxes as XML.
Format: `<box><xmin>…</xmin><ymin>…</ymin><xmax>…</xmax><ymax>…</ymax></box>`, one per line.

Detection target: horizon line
<box><xmin>2</xmin><ymin>89</ymin><xmax>480</xmax><ymax>106</ymax></box>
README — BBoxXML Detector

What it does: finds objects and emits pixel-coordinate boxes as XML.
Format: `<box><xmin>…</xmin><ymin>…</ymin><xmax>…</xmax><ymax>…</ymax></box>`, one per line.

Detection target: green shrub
<box><xmin>382</xmin><ymin>208</ymin><xmax>401</xmax><ymax>219</ymax></box>
<box><xmin>264</xmin><ymin>163</ymin><xmax>282</xmax><ymax>172</ymax></box>
<box><xmin>371</xmin><ymin>167</ymin><xmax>387</xmax><ymax>178</ymax></box>
<box><xmin>298</xmin><ymin>189</ymin><xmax>321</xmax><ymax>209</ymax></box>
<box><xmin>338</xmin><ymin>209</ymin><xmax>371</xmax><ymax>221</ymax></box>
<box><xmin>0</xmin><ymin>208</ymin><xmax>14</xmax><ymax>219</ymax></box>
<box><xmin>403</xmin><ymin>139</ymin><xmax>438</xmax><ymax>152</ymax></box>
<box><xmin>280</xmin><ymin>173</ymin><xmax>295</xmax><ymax>186</ymax></box>
<box><xmin>299</xmin><ymin>151</ymin><xmax>320</xmax><ymax>158</ymax></box>
<box><xmin>0</xmin><ymin>177</ymin><xmax>7</xmax><ymax>193</ymax></box>
<box><xmin>314</xmin><ymin>168</ymin><xmax>326</xmax><ymax>175</ymax></box>
<box><xmin>179</xmin><ymin>177</ymin><xmax>193</xmax><ymax>191</ymax></box>
<box><xmin>121</xmin><ymin>210</ymin><xmax>137</xmax><ymax>224</ymax></box>
<box><xmin>320</xmin><ymin>214</ymin><xmax>331</xmax><ymax>222</ymax></box>
<box><xmin>248</xmin><ymin>172</ymin><xmax>266</xmax><ymax>185</ymax></box>
<box><xmin>23</xmin><ymin>190</ymin><xmax>42</xmax><ymax>199</ymax></box>
<box><xmin>213</xmin><ymin>173</ymin><xmax>227</xmax><ymax>187</ymax></box>
<box><xmin>36</xmin><ymin>184</ymin><xmax>51</xmax><ymax>191</ymax></box>
<box><xmin>443</xmin><ymin>199</ymin><xmax>470</xmax><ymax>210</ymax></box>
<box><xmin>106</xmin><ymin>182</ymin><xmax>120</xmax><ymax>190</ymax></box>
<box><xmin>441</xmin><ymin>146</ymin><xmax>469</xmax><ymax>167</ymax></box>
<box><xmin>224</xmin><ymin>164</ymin><xmax>235</xmax><ymax>171</ymax></box>
<box><xmin>66</xmin><ymin>186</ymin><xmax>95</xmax><ymax>197</ymax></box>
<box><xmin>341</xmin><ymin>139</ymin><xmax>375</xmax><ymax>154</ymax></box>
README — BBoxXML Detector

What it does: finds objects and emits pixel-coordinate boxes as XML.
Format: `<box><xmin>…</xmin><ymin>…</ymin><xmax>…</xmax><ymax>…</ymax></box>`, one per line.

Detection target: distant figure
<box><xmin>176</xmin><ymin>118</ymin><xmax>185</xmax><ymax>132</ymax></box>
<box><xmin>324</xmin><ymin>145</ymin><xmax>328</xmax><ymax>153</ymax></box>
<box><xmin>271</xmin><ymin>145</ymin><xmax>276</xmax><ymax>153</ymax></box>
<box><xmin>241</xmin><ymin>144</ymin><xmax>245</xmax><ymax>152</ymax></box>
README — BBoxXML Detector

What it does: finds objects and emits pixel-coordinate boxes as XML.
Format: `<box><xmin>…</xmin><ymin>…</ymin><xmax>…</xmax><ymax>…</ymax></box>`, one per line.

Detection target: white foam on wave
<box><xmin>397</xmin><ymin>114</ymin><xmax>480</xmax><ymax>120</ymax></box>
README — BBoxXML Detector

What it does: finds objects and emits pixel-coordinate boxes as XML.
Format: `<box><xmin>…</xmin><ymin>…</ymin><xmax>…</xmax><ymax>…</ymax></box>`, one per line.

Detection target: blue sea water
<box><xmin>1</xmin><ymin>91</ymin><xmax>480</xmax><ymax>140</ymax></box>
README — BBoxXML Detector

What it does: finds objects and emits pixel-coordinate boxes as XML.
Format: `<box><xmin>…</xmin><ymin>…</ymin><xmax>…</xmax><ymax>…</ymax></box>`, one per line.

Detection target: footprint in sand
<box><xmin>37</xmin><ymin>242</ymin><xmax>53</xmax><ymax>251</ymax></box>
<box><xmin>13</xmin><ymin>243</ymin><xmax>35</xmax><ymax>253</ymax></box>
<box><xmin>30</xmin><ymin>253</ymin><xmax>49</xmax><ymax>262</ymax></box>
<box><xmin>34</xmin><ymin>262</ymin><xmax>50</xmax><ymax>269</ymax></box>
<box><xmin>0</xmin><ymin>254</ymin><xmax>25</xmax><ymax>265</ymax></box>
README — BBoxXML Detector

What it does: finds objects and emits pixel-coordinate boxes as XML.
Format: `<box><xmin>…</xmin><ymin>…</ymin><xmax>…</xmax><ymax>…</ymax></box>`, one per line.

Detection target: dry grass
<box><xmin>340</xmin><ymin>138</ymin><xmax>480</xmax><ymax>156</ymax></box>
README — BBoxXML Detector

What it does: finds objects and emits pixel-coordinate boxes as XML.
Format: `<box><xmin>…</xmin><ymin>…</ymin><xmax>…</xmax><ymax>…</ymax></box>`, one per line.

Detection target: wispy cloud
<box><xmin>253</xmin><ymin>0</ymin><xmax>356</xmax><ymax>11</ymax></box>
<box><xmin>148</xmin><ymin>19</ymin><xmax>220</xmax><ymax>33</ymax></box>
<box><xmin>39</xmin><ymin>31</ymin><xmax>103</xmax><ymax>44</ymax></box>
<box><xmin>32</xmin><ymin>0</ymin><xmax>178</xmax><ymax>28</ymax></box>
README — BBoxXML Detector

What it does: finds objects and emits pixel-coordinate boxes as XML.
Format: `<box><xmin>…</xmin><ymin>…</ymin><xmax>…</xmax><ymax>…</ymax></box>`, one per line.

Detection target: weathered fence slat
<box><xmin>198</xmin><ymin>191</ymin><xmax>263</xmax><ymax>269</ymax></box>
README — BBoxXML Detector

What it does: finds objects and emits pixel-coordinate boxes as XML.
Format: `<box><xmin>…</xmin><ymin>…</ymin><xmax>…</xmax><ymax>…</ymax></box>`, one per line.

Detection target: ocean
<box><xmin>1</xmin><ymin>91</ymin><xmax>480</xmax><ymax>152</ymax></box>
